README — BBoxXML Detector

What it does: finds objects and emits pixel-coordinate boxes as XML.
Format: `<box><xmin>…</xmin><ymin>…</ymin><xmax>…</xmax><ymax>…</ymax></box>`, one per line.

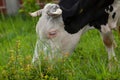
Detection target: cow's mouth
<box><xmin>47</xmin><ymin>6</ymin><xmax>62</xmax><ymax>17</ymax></box>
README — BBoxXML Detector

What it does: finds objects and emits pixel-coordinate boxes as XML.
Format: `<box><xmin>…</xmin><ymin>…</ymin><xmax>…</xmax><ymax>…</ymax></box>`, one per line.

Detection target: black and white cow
<box><xmin>30</xmin><ymin>0</ymin><xmax>120</xmax><ymax>69</ymax></box>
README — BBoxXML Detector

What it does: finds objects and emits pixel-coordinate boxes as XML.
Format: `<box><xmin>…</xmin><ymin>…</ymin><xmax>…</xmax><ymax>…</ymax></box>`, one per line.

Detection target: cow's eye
<box><xmin>47</xmin><ymin>30</ymin><xmax>57</xmax><ymax>39</ymax></box>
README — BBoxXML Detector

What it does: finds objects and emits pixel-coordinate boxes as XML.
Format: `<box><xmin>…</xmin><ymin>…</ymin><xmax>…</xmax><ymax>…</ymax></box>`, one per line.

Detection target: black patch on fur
<box><xmin>59</xmin><ymin>0</ymin><xmax>115</xmax><ymax>34</ymax></box>
<box><xmin>112</xmin><ymin>12</ymin><xmax>116</xmax><ymax>19</ymax></box>
<box><xmin>109</xmin><ymin>5</ymin><xmax>113</xmax><ymax>12</ymax></box>
<box><xmin>89</xmin><ymin>12</ymin><xmax>109</xmax><ymax>30</ymax></box>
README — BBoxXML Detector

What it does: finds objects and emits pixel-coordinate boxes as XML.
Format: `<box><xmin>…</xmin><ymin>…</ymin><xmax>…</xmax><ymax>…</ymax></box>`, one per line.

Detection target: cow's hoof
<box><xmin>108</xmin><ymin>58</ymin><xmax>119</xmax><ymax>72</ymax></box>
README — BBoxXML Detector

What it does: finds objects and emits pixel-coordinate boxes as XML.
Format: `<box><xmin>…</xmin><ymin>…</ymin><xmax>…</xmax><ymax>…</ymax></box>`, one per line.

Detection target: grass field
<box><xmin>0</xmin><ymin>15</ymin><xmax>120</xmax><ymax>80</ymax></box>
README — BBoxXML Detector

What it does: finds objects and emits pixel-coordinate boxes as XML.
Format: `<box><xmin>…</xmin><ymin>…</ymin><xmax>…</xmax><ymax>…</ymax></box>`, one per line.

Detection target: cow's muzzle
<box><xmin>47</xmin><ymin>6</ymin><xmax>62</xmax><ymax>17</ymax></box>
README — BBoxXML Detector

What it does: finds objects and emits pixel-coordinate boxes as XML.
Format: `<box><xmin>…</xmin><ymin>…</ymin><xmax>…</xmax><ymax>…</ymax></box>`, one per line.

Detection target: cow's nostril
<box><xmin>53</xmin><ymin>5</ymin><xmax>59</xmax><ymax>10</ymax></box>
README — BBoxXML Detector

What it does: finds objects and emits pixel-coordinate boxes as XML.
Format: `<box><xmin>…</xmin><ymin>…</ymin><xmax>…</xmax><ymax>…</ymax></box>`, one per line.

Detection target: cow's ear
<box><xmin>29</xmin><ymin>9</ymin><xmax>43</xmax><ymax>17</ymax></box>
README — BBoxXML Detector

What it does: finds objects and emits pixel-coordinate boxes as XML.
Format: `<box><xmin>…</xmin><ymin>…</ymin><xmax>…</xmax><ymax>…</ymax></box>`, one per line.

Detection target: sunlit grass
<box><xmin>0</xmin><ymin>15</ymin><xmax>120</xmax><ymax>80</ymax></box>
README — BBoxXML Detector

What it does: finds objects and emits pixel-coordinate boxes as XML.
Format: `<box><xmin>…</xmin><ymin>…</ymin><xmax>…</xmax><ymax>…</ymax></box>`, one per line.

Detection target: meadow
<box><xmin>0</xmin><ymin>14</ymin><xmax>120</xmax><ymax>80</ymax></box>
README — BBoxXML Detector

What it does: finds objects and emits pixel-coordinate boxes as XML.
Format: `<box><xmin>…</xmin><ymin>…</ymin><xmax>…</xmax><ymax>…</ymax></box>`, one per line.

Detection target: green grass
<box><xmin>0</xmin><ymin>15</ymin><xmax>120</xmax><ymax>80</ymax></box>
<box><xmin>0</xmin><ymin>15</ymin><xmax>36</xmax><ymax>65</ymax></box>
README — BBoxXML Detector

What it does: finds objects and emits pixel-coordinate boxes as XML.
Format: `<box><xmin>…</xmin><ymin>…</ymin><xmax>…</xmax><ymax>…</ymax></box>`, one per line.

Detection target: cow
<box><xmin>30</xmin><ymin>0</ymin><xmax>120</xmax><ymax>70</ymax></box>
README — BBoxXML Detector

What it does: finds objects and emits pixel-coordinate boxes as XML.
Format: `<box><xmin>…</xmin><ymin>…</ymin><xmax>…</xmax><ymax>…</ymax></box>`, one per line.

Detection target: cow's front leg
<box><xmin>32</xmin><ymin>40</ymin><xmax>39</xmax><ymax>63</ymax></box>
<box><xmin>100</xmin><ymin>25</ymin><xmax>117</xmax><ymax>71</ymax></box>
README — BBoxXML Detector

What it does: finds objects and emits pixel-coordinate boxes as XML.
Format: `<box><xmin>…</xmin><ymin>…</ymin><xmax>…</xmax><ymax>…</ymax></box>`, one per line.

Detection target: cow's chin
<box><xmin>47</xmin><ymin>12</ymin><xmax>62</xmax><ymax>18</ymax></box>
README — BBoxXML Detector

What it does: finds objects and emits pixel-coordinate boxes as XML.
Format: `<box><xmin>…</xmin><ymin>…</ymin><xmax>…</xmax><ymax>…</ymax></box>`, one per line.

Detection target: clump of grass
<box><xmin>1</xmin><ymin>40</ymin><xmax>74</xmax><ymax>80</ymax></box>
